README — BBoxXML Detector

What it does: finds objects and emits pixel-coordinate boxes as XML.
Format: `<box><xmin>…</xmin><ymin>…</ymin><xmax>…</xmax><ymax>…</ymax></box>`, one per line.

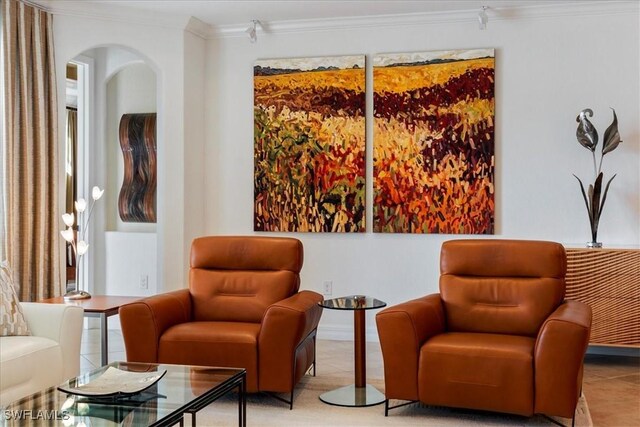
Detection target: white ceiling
<box><xmin>36</xmin><ymin>0</ymin><xmax>582</xmax><ymax>29</ymax></box>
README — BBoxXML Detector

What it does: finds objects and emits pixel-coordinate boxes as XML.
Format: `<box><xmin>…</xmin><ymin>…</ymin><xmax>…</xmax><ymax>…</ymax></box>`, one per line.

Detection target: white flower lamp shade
<box><xmin>76</xmin><ymin>241</ymin><xmax>89</xmax><ymax>255</ymax></box>
<box><xmin>92</xmin><ymin>186</ymin><xmax>104</xmax><ymax>200</ymax></box>
<box><xmin>62</xmin><ymin>213</ymin><xmax>75</xmax><ymax>227</ymax></box>
<box><xmin>75</xmin><ymin>198</ymin><xmax>87</xmax><ymax>213</ymax></box>
<box><xmin>61</xmin><ymin>227</ymin><xmax>74</xmax><ymax>242</ymax></box>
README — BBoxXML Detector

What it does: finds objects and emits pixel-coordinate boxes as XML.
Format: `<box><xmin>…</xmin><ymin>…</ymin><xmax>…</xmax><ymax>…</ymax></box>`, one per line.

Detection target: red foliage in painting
<box><xmin>373</xmin><ymin>56</ymin><xmax>495</xmax><ymax>234</ymax></box>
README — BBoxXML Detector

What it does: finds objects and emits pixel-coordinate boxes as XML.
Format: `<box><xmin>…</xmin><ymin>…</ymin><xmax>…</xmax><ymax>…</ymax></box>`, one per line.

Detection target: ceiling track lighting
<box><xmin>478</xmin><ymin>6</ymin><xmax>489</xmax><ymax>30</ymax></box>
<box><xmin>246</xmin><ymin>19</ymin><xmax>260</xmax><ymax>43</ymax></box>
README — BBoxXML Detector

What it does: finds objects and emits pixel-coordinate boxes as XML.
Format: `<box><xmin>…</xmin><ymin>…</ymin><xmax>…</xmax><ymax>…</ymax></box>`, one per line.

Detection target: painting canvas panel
<box><xmin>254</xmin><ymin>55</ymin><xmax>366</xmax><ymax>232</ymax></box>
<box><xmin>373</xmin><ymin>49</ymin><xmax>495</xmax><ymax>234</ymax></box>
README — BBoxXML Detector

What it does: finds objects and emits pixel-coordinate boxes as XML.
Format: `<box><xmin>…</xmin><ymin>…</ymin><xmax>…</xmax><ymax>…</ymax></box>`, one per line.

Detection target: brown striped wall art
<box><xmin>373</xmin><ymin>49</ymin><xmax>495</xmax><ymax>234</ymax></box>
<box><xmin>118</xmin><ymin>113</ymin><xmax>157</xmax><ymax>223</ymax></box>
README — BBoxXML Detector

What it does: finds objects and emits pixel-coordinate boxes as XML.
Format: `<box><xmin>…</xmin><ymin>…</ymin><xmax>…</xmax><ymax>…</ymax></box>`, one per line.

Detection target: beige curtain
<box><xmin>2</xmin><ymin>0</ymin><xmax>61</xmax><ymax>301</ymax></box>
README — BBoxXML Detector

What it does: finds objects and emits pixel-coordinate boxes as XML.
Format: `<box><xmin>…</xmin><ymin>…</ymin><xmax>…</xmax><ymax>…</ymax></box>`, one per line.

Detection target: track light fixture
<box><xmin>246</xmin><ymin>20</ymin><xmax>259</xmax><ymax>43</ymax></box>
<box><xmin>478</xmin><ymin>6</ymin><xmax>489</xmax><ymax>30</ymax></box>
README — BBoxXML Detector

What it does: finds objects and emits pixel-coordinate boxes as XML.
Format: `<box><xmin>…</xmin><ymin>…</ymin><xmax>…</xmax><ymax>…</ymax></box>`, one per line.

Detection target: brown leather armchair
<box><xmin>376</xmin><ymin>239</ymin><xmax>592</xmax><ymax>422</ymax></box>
<box><xmin>119</xmin><ymin>236</ymin><xmax>323</xmax><ymax>408</ymax></box>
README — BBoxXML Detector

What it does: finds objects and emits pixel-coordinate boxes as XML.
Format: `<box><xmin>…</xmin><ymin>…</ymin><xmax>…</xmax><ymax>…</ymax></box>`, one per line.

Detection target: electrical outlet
<box><xmin>323</xmin><ymin>281</ymin><xmax>332</xmax><ymax>296</ymax></box>
<box><xmin>140</xmin><ymin>274</ymin><xmax>149</xmax><ymax>289</ymax></box>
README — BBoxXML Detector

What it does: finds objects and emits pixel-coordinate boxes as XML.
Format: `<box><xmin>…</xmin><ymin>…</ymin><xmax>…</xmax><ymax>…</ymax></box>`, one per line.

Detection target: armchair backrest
<box><xmin>440</xmin><ymin>239</ymin><xmax>566</xmax><ymax>337</ymax></box>
<box><xmin>189</xmin><ymin>236</ymin><xmax>303</xmax><ymax>323</ymax></box>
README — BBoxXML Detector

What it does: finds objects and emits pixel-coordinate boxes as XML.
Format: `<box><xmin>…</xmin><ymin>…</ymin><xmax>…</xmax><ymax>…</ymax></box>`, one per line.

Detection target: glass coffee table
<box><xmin>318</xmin><ymin>295</ymin><xmax>386</xmax><ymax>407</ymax></box>
<box><xmin>1</xmin><ymin>361</ymin><xmax>246</xmax><ymax>426</ymax></box>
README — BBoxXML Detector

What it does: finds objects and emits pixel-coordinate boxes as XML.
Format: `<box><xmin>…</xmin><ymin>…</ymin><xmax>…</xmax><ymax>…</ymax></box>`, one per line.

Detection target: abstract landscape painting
<box><xmin>373</xmin><ymin>49</ymin><xmax>495</xmax><ymax>234</ymax></box>
<box><xmin>254</xmin><ymin>55</ymin><xmax>366</xmax><ymax>232</ymax></box>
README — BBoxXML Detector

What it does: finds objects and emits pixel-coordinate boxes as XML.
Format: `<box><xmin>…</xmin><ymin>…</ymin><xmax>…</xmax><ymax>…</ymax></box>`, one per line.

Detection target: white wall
<box><xmin>183</xmin><ymin>30</ymin><xmax>206</xmax><ymax>270</ymax></box>
<box><xmin>50</xmin><ymin>2</ymin><xmax>639</xmax><ymax>341</ymax></box>
<box><xmin>205</xmin><ymin>5</ymin><xmax>640</xmax><ymax>340</ymax></box>
<box><xmin>105</xmin><ymin>231</ymin><xmax>157</xmax><ymax>328</ymax></box>
<box><xmin>102</xmin><ymin>62</ymin><xmax>158</xmax><ymax>306</ymax></box>
<box><xmin>106</xmin><ymin>62</ymin><xmax>157</xmax><ymax>233</ymax></box>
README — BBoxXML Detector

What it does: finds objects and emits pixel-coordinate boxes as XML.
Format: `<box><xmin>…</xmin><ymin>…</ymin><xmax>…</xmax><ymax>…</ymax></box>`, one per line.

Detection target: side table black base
<box><xmin>319</xmin><ymin>384</ymin><xmax>385</xmax><ymax>407</ymax></box>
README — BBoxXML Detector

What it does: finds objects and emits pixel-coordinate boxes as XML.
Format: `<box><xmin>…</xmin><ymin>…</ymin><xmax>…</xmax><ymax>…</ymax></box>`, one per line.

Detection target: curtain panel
<box><xmin>2</xmin><ymin>0</ymin><xmax>61</xmax><ymax>300</ymax></box>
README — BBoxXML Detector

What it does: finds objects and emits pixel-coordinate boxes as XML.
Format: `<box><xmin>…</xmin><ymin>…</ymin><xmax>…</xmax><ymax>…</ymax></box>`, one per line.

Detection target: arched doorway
<box><xmin>64</xmin><ymin>46</ymin><xmax>159</xmax><ymax>305</ymax></box>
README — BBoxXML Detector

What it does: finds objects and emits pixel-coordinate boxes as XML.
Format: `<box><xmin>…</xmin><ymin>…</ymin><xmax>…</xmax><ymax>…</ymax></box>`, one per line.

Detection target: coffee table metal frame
<box><xmin>2</xmin><ymin>362</ymin><xmax>246</xmax><ymax>427</ymax></box>
<box><xmin>318</xmin><ymin>295</ymin><xmax>387</xmax><ymax>407</ymax></box>
<box><xmin>184</xmin><ymin>369</ymin><xmax>246</xmax><ymax>427</ymax></box>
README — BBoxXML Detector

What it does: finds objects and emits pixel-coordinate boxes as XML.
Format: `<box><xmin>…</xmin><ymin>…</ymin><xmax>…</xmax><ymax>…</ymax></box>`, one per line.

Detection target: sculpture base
<box><xmin>64</xmin><ymin>290</ymin><xmax>92</xmax><ymax>300</ymax></box>
<box><xmin>587</xmin><ymin>242</ymin><xmax>603</xmax><ymax>248</ymax></box>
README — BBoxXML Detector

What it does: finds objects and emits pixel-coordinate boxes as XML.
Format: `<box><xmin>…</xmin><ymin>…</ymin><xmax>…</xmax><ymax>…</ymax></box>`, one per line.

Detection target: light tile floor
<box><xmin>81</xmin><ymin>329</ymin><xmax>639</xmax><ymax>426</ymax></box>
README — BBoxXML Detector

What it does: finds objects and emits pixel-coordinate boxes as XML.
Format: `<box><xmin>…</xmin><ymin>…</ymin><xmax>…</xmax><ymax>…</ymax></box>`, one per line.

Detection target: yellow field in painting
<box><xmin>374</xmin><ymin>98</ymin><xmax>494</xmax><ymax>155</ymax></box>
<box><xmin>254</xmin><ymin>65</ymin><xmax>366</xmax><ymax>232</ymax></box>
<box><xmin>374</xmin><ymin>57</ymin><xmax>494</xmax><ymax>93</ymax></box>
<box><xmin>254</xmin><ymin>68</ymin><xmax>365</xmax><ymax>93</ymax></box>
<box><xmin>373</xmin><ymin>56</ymin><xmax>495</xmax><ymax>234</ymax></box>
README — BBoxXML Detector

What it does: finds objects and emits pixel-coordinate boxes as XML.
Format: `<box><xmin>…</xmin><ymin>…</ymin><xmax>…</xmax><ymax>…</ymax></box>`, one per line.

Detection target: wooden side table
<box><xmin>318</xmin><ymin>295</ymin><xmax>387</xmax><ymax>407</ymax></box>
<box><xmin>565</xmin><ymin>247</ymin><xmax>640</xmax><ymax>347</ymax></box>
<box><xmin>39</xmin><ymin>295</ymin><xmax>141</xmax><ymax>365</ymax></box>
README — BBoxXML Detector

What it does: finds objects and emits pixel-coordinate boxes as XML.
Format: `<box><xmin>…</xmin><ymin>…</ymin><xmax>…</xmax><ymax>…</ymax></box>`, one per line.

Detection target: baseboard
<box><xmin>587</xmin><ymin>345</ymin><xmax>640</xmax><ymax>357</ymax></box>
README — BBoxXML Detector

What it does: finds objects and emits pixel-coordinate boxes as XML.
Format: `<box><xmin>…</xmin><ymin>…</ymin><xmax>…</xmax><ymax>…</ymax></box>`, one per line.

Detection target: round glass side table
<box><xmin>318</xmin><ymin>295</ymin><xmax>387</xmax><ymax>407</ymax></box>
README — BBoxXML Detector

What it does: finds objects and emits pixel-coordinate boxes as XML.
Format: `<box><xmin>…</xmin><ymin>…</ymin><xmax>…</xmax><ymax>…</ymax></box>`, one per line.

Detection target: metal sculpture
<box><xmin>118</xmin><ymin>113</ymin><xmax>157</xmax><ymax>223</ymax></box>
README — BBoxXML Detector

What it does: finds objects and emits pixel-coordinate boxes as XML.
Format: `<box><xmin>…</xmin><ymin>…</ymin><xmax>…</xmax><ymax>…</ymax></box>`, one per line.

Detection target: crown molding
<box><xmin>37</xmin><ymin>0</ymin><xmax>197</xmax><ymax>36</ymax></box>
<box><xmin>36</xmin><ymin>0</ymin><xmax>637</xmax><ymax>40</ymax></box>
<box><xmin>185</xmin><ymin>17</ymin><xmax>211</xmax><ymax>39</ymax></box>
<box><xmin>209</xmin><ymin>1</ymin><xmax>638</xmax><ymax>39</ymax></box>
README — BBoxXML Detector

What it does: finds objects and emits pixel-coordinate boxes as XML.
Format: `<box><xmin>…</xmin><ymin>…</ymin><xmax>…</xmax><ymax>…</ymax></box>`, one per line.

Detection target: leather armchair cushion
<box><xmin>190</xmin><ymin>269</ymin><xmax>298</xmax><ymax>323</ymax></box>
<box><xmin>440</xmin><ymin>240</ymin><xmax>566</xmax><ymax>336</ymax></box>
<box><xmin>191</xmin><ymin>236</ymin><xmax>303</xmax><ymax>273</ymax></box>
<box><xmin>158</xmin><ymin>321</ymin><xmax>260</xmax><ymax>391</ymax></box>
<box><xmin>419</xmin><ymin>332</ymin><xmax>535</xmax><ymax>416</ymax></box>
<box><xmin>440</xmin><ymin>276</ymin><xmax>564</xmax><ymax>336</ymax></box>
<box><xmin>440</xmin><ymin>239</ymin><xmax>566</xmax><ymax>278</ymax></box>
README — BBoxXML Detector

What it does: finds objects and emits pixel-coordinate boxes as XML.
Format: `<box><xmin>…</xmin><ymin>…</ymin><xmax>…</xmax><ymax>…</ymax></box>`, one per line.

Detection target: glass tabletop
<box><xmin>1</xmin><ymin>362</ymin><xmax>245</xmax><ymax>426</ymax></box>
<box><xmin>319</xmin><ymin>295</ymin><xmax>386</xmax><ymax>310</ymax></box>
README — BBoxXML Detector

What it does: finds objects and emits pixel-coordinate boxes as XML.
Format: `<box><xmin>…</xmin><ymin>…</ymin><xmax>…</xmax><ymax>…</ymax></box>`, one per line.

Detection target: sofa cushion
<box><xmin>0</xmin><ymin>263</ymin><xmax>30</xmax><ymax>336</ymax></box>
<box><xmin>158</xmin><ymin>321</ymin><xmax>260</xmax><ymax>391</ymax></box>
<box><xmin>0</xmin><ymin>336</ymin><xmax>62</xmax><ymax>405</ymax></box>
<box><xmin>419</xmin><ymin>332</ymin><xmax>535</xmax><ymax>416</ymax></box>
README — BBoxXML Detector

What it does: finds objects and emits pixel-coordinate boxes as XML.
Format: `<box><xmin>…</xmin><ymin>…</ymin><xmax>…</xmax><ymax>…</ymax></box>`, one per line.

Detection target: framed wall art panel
<box><xmin>254</xmin><ymin>55</ymin><xmax>366</xmax><ymax>232</ymax></box>
<box><xmin>373</xmin><ymin>49</ymin><xmax>495</xmax><ymax>234</ymax></box>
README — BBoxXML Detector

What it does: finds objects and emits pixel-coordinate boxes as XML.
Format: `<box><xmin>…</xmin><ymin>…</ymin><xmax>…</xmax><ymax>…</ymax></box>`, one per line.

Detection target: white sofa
<box><xmin>0</xmin><ymin>303</ymin><xmax>84</xmax><ymax>407</ymax></box>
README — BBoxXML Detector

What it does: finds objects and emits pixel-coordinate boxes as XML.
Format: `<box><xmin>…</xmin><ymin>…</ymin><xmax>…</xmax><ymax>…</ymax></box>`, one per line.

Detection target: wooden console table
<box><xmin>565</xmin><ymin>247</ymin><xmax>639</xmax><ymax>348</ymax></box>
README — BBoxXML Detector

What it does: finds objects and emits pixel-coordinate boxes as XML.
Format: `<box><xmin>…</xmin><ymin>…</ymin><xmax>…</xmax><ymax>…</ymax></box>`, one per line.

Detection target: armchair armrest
<box><xmin>258</xmin><ymin>290</ymin><xmax>323</xmax><ymax>392</ymax></box>
<box><xmin>534</xmin><ymin>300</ymin><xmax>592</xmax><ymax>418</ymax></box>
<box><xmin>375</xmin><ymin>293</ymin><xmax>445</xmax><ymax>400</ymax></box>
<box><xmin>119</xmin><ymin>289</ymin><xmax>192</xmax><ymax>363</ymax></box>
<box><xmin>21</xmin><ymin>303</ymin><xmax>84</xmax><ymax>379</ymax></box>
